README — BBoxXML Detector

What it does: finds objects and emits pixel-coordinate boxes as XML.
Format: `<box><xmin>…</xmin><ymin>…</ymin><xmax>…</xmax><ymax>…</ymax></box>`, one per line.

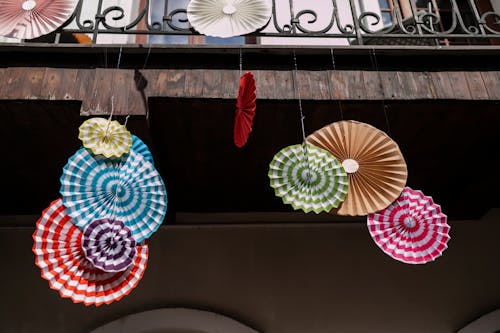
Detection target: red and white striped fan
<box><xmin>0</xmin><ymin>0</ymin><xmax>77</xmax><ymax>40</ymax></box>
<box><xmin>367</xmin><ymin>187</ymin><xmax>450</xmax><ymax>264</ymax></box>
<box><xmin>32</xmin><ymin>199</ymin><xmax>148</xmax><ymax>306</ymax></box>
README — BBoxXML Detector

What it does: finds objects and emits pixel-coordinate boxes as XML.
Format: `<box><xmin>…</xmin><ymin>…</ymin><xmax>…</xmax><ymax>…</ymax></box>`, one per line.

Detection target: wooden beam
<box><xmin>0</xmin><ymin>67</ymin><xmax>499</xmax><ymax>115</ymax></box>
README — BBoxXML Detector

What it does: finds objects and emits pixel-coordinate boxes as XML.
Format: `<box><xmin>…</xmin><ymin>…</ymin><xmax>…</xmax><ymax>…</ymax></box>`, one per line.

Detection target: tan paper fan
<box><xmin>307</xmin><ymin>120</ymin><xmax>407</xmax><ymax>216</ymax></box>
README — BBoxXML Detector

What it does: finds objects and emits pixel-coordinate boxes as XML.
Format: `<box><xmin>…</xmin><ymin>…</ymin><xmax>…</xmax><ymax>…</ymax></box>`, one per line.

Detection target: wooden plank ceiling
<box><xmin>0</xmin><ymin>68</ymin><xmax>499</xmax><ymax>115</ymax></box>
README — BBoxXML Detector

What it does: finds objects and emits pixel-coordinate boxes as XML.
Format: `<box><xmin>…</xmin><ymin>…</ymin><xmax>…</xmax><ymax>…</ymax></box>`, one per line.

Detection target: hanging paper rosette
<box><xmin>187</xmin><ymin>0</ymin><xmax>272</xmax><ymax>38</ymax></box>
<box><xmin>0</xmin><ymin>0</ymin><xmax>78</xmax><ymax>40</ymax></box>
<box><xmin>367</xmin><ymin>187</ymin><xmax>450</xmax><ymax>264</ymax></box>
<box><xmin>234</xmin><ymin>71</ymin><xmax>256</xmax><ymax>148</ymax></box>
<box><xmin>32</xmin><ymin>199</ymin><xmax>148</xmax><ymax>306</ymax></box>
<box><xmin>82</xmin><ymin>218</ymin><xmax>137</xmax><ymax>272</ymax></box>
<box><xmin>131</xmin><ymin>135</ymin><xmax>154</xmax><ymax>164</ymax></box>
<box><xmin>79</xmin><ymin>117</ymin><xmax>132</xmax><ymax>158</ymax></box>
<box><xmin>269</xmin><ymin>143</ymin><xmax>348</xmax><ymax>214</ymax></box>
<box><xmin>307</xmin><ymin>120</ymin><xmax>408</xmax><ymax>216</ymax></box>
<box><xmin>60</xmin><ymin>147</ymin><xmax>167</xmax><ymax>243</ymax></box>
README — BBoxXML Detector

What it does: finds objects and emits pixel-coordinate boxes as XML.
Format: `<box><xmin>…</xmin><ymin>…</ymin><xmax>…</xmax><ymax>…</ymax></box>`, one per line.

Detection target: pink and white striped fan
<box><xmin>367</xmin><ymin>187</ymin><xmax>450</xmax><ymax>264</ymax></box>
<box><xmin>0</xmin><ymin>0</ymin><xmax>77</xmax><ymax>40</ymax></box>
<box><xmin>32</xmin><ymin>199</ymin><xmax>148</xmax><ymax>306</ymax></box>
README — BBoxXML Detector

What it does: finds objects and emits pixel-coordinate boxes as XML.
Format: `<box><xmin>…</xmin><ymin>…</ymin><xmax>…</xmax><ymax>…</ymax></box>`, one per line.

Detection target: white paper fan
<box><xmin>187</xmin><ymin>0</ymin><xmax>272</xmax><ymax>38</ymax></box>
<box><xmin>0</xmin><ymin>0</ymin><xmax>77</xmax><ymax>40</ymax></box>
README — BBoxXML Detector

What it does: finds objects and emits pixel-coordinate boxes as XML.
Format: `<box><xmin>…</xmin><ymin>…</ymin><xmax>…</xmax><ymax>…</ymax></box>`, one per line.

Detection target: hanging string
<box><xmin>103</xmin><ymin>96</ymin><xmax>115</xmax><ymax>141</ymax></box>
<box><xmin>369</xmin><ymin>48</ymin><xmax>392</xmax><ymax>137</ymax></box>
<box><xmin>292</xmin><ymin>50</ymin><xmax>311</xmax><ymax>178</ymax></box>
<box><xmin>142</xmin><ymin>45</ymin><xmax>152</xmax><ymax>70</ymax></box>
<box><xmin>292</xmin><ymin>50</ymin><xmax>307</xmax><ymax>145</ymax></box>
<box><xmin>141</xmin><ymin>45</ymin><xmax>152</xmax><ymax>122</ymax></box>
<box><xmin>104</xmin><ymin>47</ymin><xmax>108</xmax><ymax>68</ymax></box>
<box><xmin>329</xmin><ymin>49</ymin><xmax>344</xmax><ymax>120</ymax></box>
<box><xmin>116</xmin><ymin>46</ymin><xmax>123</xmax><ymax>69</ymax></box>
<box><xmin>124</xmin><ymin>115</ymin><xmax>130</xmax><ymax>128</ymax></box>
<box><xmin>114</xmin><ymin>46</ymin><xmax>129</xmax><ymax>128</ymax></box>
<box><xmin>239</xmin><ymin>48</ymin><xmax>243</xmax><ymax>77</ymax></box>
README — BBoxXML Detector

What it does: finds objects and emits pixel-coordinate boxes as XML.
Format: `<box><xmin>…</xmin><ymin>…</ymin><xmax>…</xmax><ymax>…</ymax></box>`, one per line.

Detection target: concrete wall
<box><xmin>1</xmin><ymin>211</ymin><xmax>500</xmax><ymax>333</ymax></box>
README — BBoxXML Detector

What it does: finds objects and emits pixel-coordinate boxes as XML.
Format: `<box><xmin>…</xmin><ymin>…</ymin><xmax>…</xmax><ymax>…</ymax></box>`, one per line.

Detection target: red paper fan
<box><xmin>32</xmin><ymin>199</ymin><xmax>148</xmax><ymax>306</ymax></box>
<box><xmin>234</xmin><ymin>71</ymin><xmax>256</xmax><ymax>148</ymax></box>
<box><xmin>0</xmin><ymin>0</ymin><xmax>77</xmax><ymax>40</ymax></box>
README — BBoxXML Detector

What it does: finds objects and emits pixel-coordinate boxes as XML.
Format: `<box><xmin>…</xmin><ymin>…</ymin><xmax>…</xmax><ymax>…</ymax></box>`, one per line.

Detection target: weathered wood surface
<box><xmin>0</xmin><ymin>67</ymin><xmax>499</xmax><ymax>115</ymax></box>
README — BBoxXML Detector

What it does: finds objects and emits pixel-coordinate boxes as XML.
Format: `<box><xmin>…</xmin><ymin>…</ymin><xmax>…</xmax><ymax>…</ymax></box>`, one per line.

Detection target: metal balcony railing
<box><xmin>43</xmin><ymin>0</ymin><xmax>500</xmax><ymax>45</ymax></box>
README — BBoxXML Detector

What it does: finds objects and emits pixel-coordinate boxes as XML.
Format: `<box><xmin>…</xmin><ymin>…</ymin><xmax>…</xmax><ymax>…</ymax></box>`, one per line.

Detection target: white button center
<box><xmin>222</xmin><ymin>4</ymin><xmax>237</xmax><ymax>15</ymax></box>
<box><xmin>342</xmin><ymin>159</ymin><xmax>359</xmax><ymax>174</ymax></box>
<box><xmin>22</xmin><ymin>0</ymin><xmax>37</xmax><ymax>11</ymax></box>
<box><xmin>403</xmin><ymin>216</ymin><xmax>416</xmax><ymax>228</ymax></box>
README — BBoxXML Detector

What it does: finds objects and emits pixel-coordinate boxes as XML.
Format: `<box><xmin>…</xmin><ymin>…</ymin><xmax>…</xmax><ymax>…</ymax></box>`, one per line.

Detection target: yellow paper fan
<box><xmin>307</xmin><ymin>120</ymin><xmax>408</xmax><ymax>216</ymax></box>
<box><xmin>78</xmin><ymin>118</ymin><xmax>132</xmax><ymax>158</ymax></box>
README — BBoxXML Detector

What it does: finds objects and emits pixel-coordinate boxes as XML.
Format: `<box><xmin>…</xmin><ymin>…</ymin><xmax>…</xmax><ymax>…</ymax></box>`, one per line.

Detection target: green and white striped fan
<box><xmin>269</xmin><ymin>143</ymin><xmax>348</xmax><ymax>214</ymax></box>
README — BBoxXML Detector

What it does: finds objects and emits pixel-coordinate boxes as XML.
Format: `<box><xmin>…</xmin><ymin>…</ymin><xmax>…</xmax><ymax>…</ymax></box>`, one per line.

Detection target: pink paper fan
<box><xmin>0</xmin><ymin>0</ymin><xmax>77</xmax><ymax>40</ymax></box>
<box><xmin>367</xmin><ymin>187</ymin><xmax>450</xmax><ymax>264</ymax></box>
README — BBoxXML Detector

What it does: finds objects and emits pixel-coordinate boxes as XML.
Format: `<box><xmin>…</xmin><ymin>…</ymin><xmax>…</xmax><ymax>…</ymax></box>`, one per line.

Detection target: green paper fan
<box><xmin>269</xmin><ymin>143</ymin><xmax>348</xmax><ymax>214</ymax></box>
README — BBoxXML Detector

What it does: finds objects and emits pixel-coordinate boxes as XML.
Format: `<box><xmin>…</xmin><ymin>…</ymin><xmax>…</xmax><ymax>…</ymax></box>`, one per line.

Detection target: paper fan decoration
<box><xmin>0</xmin><ymin>0</ymin><xmax>77</xmax><ymax>40</ymax></box>
<box><xmin>187</xmin><ymin>0</ymin><xmax>272</xmax><ymax>38</ymax></box>
<box><xmin>79</xmin><ymin>117</ymin><xmax>132</xmax><ymax>159</ymax></box>
<box><xmin>131</xmin><ymin>135</ymin><xmax>154</xmax><ymax>164</ymax></box>
<box><xmin>269</xmin><ymin>143</ymin><xmax>348</xmax><ymax>213</ymax></box>
<box><xmin>33</xmin><ymin>199</ymin><xmax>148</xmax><ymax>306</ymax></box>
<box><xmin>234</xmin><ymin>72</ymin><xmax>256</xmax><ymax>148</ymax></box>
<box><xmin>82</xmin><ymin>219</ymin><xmax>137</xmax><ymax>272</ymax></box>
<box><xmin>307</xmin><ymin>120</ymin><xmax>408</xmax><ymax>216</ymax></box>
<box><xmin>367</xmin><ymin>187</ymin><xmax>450</xmax><ymax>264</ymax></box>
<box><xmin>60</xmin><ymin>147</ymin><xmax>167</xmax><ymax>243</ymax></box>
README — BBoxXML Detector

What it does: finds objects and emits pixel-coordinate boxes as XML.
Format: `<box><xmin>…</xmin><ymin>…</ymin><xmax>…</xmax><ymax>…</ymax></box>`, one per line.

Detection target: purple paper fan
<box><xmin>82</xmin><ymin>218</ymin><xmax>137</xmax><ymax>272</ymax></box>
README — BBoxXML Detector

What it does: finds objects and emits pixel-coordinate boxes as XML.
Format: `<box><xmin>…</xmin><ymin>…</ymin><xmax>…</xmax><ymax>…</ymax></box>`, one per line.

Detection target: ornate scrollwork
<box><xmin>165</xmin><ymin>9</ymin><xmax>190</xmax><ymax>32</ymax></box>
<box><xmin>481</xmin><ymin>12</ymin><xmax>500</xmax><ymax>34</ymax></box>
<box><xmin>358</xmin><ymin>12</ymin><xmax>382</xmax><ymax>33</ymax></box>
<box><xmin>56</xmin><ymin>0</ymin><xmax>500</xmax><ymax>44</ymax></box>
<box><xmin>100</xmin><ymin>6</ymin><xmax>126</xmax><ymax>30</ymax></box>
<box><xmin>294</xmin><ymin>10</ymin><xmax>335</xmax><ymax>34</ymax></box>
<box><xmin>418</xmin><ymin>10</ymin><xmax>441</xmax><ymax>33</ymax></box>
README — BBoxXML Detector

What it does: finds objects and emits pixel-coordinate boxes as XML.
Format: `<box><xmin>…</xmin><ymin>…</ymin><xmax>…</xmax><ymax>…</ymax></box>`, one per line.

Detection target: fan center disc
<box><xmin>403</xmin><ymin>216</ymin><xmax>416</xmax><ymax>228</ymax></box>
<box><xmin>110</xmin><ymin>183</ymin><xmax>127</xmax><ymax>198</ymax></box>
<box><xmin>22</xmin><ymin>0</ymin><xmax>37</xmax><ymax>10</ymax></box>
<box><xmin>342</xmin><ymin>159</ymin><xmax>359</xmax><ymax>174</ymax></box>
<box><xmin>301</xmin><ymin>169</ymin><xmax>317</xmax><ymax>183</ymax></box>
<box><xmin>222</xmin><ymin>4</ymin><xmax>237</xmax><ymax>15</ymax></box>
<box><xmin>117</xmin><ymin>186</ymin><xmax>126</xmax><ymax>197</ymax></box>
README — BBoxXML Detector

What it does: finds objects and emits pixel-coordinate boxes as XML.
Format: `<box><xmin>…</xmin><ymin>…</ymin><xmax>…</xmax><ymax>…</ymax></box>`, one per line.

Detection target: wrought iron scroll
<box><xmin>57</xmin><ymin>0</ymin><xmax>500</xmax><ymax>44</ymax></box>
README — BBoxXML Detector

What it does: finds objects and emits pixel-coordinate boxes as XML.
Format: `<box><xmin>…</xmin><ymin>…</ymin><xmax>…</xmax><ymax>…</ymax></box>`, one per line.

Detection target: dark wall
<box><xmin>1</xmin><ymin>212</ymin><xmax>500</xmax><ymax>333</ymax></box>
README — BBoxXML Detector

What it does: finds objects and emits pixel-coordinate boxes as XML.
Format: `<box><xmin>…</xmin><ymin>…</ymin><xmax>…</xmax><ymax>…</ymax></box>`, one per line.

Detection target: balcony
<box><xmin>1</xmin><ymin>0</ymin><xmax>499</xmax><ymax>46</ymax></box>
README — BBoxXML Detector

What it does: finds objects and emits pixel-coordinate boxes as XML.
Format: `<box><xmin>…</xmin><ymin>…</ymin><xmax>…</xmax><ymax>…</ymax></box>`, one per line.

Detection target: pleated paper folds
<box><xmin>307</xmin><ymin>120</ymin><xmax>408</xmax><ymax>216</ymax></box>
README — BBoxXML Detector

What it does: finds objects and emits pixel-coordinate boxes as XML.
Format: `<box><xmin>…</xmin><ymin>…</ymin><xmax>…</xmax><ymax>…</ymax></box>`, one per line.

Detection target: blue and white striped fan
<box><xmin>131</xmin><ymin>135</ymin><xmax>154</xmax><ymax>164</ymax></box>
<box><xmin>60</xmin><ymin>147</ymin><xmax>167</xmax><ymax>243</ymax></box>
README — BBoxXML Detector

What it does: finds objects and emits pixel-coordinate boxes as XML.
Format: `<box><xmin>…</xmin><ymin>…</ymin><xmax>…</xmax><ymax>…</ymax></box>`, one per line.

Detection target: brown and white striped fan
<box><xmin>307</xmin><ymin>120</ymin><xmax>407</xmax><ymax>216</ymax></box>
<box><xmin>0</xmin><ymin>0</ymin><xmax>77</xmax><ymax>40</ymax></box>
